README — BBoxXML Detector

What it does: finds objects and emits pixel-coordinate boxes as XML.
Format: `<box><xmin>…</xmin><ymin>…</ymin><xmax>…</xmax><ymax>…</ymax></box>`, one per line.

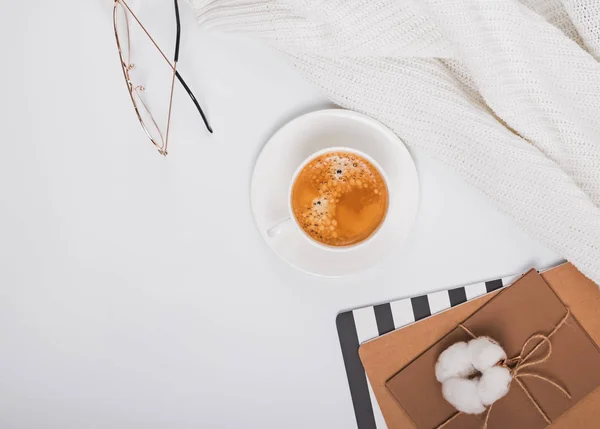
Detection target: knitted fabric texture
<box><xmin>187</xmin><ymin>0</ymin><xmax>600</xmax><ymax>284</ymax></box>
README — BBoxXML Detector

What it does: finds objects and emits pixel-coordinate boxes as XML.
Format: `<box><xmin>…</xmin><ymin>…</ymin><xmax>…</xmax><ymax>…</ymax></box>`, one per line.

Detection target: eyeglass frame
<box><xmin>113</xmin><ymin>0</ymin><xmax>212</xmax><ymax>156</ymax></box>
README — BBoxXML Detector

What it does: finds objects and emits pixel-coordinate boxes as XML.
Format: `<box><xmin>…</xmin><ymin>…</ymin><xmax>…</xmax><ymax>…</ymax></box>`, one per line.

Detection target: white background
<box><xmin>0</xmin><ymin>1</ymin><xmax>560</xmax><ymax>428</ymax></box>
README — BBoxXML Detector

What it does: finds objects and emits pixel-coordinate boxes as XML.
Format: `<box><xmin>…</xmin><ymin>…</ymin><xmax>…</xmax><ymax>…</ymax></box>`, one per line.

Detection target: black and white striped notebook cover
<box><xmin>335</xmin><ymin>273</ymin><xmax>520</xmax><ymax>429</ymax></box>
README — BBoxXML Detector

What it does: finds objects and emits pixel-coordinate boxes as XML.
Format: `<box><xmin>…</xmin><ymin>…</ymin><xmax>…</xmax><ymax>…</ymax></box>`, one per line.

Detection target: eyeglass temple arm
<box><xmin>173</xmin><ymin>0</ymin><xmax>213</xmax><ymax>134</ymax></box>
<box><xmin>176</xmin><ymin>71</ymin><xmax>213</xmax><ymax>133</ymax></box>
<box><xmin>174</xmin><ymin>0</ymin><xmax>181</xmax><ymax>62</ymax></box>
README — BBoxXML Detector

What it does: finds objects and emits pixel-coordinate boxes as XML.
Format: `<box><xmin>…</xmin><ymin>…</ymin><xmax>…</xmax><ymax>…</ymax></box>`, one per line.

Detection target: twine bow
<box><xmin>436</xmin><ymin>310</ymin><xmax>572</xmax><ymax>429</ymax></box>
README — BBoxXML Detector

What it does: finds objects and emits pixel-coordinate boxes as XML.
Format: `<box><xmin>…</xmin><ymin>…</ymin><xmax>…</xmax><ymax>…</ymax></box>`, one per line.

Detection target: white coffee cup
<box><xmin>267</xmin><ymin>146</ymin><xmax>390</xmax><ymax>252</ymax></box>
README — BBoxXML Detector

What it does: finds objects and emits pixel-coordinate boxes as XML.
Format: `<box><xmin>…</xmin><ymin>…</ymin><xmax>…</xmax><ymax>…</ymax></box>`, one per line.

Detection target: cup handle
<box><xmin>267</xmin><ymin>218</ymin><xmax>294</xmax><ymax>238</ymax></box>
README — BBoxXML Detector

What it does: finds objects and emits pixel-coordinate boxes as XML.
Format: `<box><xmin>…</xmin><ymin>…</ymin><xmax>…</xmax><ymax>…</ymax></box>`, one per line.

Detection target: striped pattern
<box><xmin>336</xmin><ymin>274</ymin><xmax>519</xmax><ymax>429</ymax></box>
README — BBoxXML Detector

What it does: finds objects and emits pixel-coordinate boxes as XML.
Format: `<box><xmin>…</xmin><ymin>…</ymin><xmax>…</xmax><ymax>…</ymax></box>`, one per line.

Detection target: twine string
<box><xmin>435</xmin><ymin>310</ymin><xmax>571</xmax><ymax>429</ymax></box>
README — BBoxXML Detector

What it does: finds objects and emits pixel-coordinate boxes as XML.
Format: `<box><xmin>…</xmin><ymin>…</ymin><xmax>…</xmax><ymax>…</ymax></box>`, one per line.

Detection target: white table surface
<box><xmin>0</xmin><ymin>1</ymin><xmax>561</xmax><ymax>428</ymax></box>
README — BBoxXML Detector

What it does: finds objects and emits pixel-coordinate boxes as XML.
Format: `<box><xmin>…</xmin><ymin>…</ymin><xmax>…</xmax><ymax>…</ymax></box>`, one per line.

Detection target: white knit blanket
<box><xmin>188</xmin><ymin>0</ymin><xmax>600</xmax><ymax>285</ymax></box>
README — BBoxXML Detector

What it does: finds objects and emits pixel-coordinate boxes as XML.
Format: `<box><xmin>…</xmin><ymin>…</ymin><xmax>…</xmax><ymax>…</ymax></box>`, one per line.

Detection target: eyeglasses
<box><xmin>113</xmin><ymin>0</ymin><xmax>212</xmax><ymax>156</ymax></box>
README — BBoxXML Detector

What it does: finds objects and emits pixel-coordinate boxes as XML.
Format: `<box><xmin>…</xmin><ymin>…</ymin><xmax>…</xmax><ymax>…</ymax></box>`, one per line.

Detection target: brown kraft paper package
<box><xmin>358</xmin><ymin>263</ymin><xmax>600</xmax><ymax>429</ymax></box>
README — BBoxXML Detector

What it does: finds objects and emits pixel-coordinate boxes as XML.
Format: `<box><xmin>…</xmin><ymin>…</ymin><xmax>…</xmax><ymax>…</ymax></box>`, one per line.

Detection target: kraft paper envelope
<box><xmin>385</xmin><ymin>269</ymin><xmax>600</xmax><ymax>428</ymax></box>
<box><xmin>358</xmin><ymin>263</ymin><xmax>600</xmax><ymax>429</ymax></box>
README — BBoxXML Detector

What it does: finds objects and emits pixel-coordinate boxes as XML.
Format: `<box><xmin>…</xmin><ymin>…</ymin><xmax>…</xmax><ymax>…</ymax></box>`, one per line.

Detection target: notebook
<box><xmin>335</xmin><ymin>273</ymin><xmax>521</xmax><ymax>429</ymax></box>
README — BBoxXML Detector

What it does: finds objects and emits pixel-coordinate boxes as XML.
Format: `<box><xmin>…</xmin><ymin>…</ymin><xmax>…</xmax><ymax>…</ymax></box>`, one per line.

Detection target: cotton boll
<box><xmin>477</xmin><ymin>366</ymin><xmax>511</xmax><ymax>406</ymax></box>
<box><xmin>442</xmin><ymin>377</ymin><xmax>486</xmax><ymax>415</ymax></box>
<box><xmin>435</xmin><ymin>342</ymin><xmax>475</xmax><ymax>383</ymax></box>
<box><xmin>468</xmin><ymin>337</ymin><xmax>507</xmax><ymax>372</ymax></box>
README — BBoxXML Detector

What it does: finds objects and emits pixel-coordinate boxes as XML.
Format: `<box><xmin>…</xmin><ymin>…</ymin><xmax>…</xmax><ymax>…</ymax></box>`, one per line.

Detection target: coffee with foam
<box><xmin>291</xmin><ymin>151</ymin><xmax>388</xmax><ymax>247</ymax></box>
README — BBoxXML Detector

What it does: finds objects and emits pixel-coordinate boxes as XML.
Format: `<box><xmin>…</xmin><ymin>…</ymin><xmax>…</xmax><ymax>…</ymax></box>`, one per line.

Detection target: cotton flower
<box><xmin>435</xmin><ymin>336</ymin><xmax>511</xmax><ymax>414</ymax></box>
<box><xmin>442</xmin><ymin>377</ymin><xmax>486</xmax><ymax>414</ymax></box>
<box><xmin>477</xmin><ymin>366</ymin><xmax>511</xmax><ymax>406</ymax></box>
<box><xmin>435</xmin><ymin>342</ymin><xmax>475</xmax><ymax>383</ymax></box>
<box><xmin>468</xmin><ymin>336</ymin><xmax>507</xmax><ymax>372</ymax></box>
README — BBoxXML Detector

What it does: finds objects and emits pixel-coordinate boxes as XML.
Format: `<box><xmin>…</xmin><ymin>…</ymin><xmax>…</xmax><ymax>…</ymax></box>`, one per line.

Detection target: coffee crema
<box><xmin>291</xmin><ymin>151</ymin><xmax>388</xmax><ymax>247</ymax></box>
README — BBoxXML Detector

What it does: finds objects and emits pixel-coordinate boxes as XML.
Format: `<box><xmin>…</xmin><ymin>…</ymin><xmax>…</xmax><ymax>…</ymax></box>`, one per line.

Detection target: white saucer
<box><xmin>250</xmin><ymin>109</ymin><xmax>419</xmax><ymax>277</ymax></box>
